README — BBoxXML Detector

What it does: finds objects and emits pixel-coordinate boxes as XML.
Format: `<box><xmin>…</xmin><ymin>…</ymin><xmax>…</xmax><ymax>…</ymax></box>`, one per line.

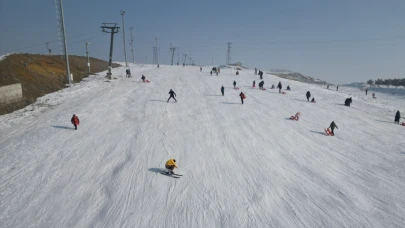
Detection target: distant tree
<box><xmin>367</xmin><ymin>79</ymin><xmax>374</xmax><ymax>87</ymax></box>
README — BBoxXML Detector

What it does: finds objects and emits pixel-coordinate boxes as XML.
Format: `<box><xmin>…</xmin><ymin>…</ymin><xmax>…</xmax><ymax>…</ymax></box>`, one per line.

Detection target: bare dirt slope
<box><xmin>0</xmin><ymin>53</ymin><xmax>120</xmax><ymax>114</ymax></box>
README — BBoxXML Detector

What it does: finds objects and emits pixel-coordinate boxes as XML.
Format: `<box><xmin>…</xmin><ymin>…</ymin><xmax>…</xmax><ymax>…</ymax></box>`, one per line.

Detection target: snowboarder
<box><xmin>395</xmin><ymin>110</ymin><xmax>401</xmax><ymax>124</ymax></box>
<box><xmin>165</xmin><ymin>159</ymin><xmax>178</xmax><ymax>174</ymax></box>
<box><xmin>253</xmin><ymin>80</ymin><xmax>256</xmax><ymax>88</ymax></box>
<box><xmin>306</xmin><ymin>91</ymin><xmax>311</xmax><ymax>101</ymax></box>
<box><xmin>221</xmin><ymin>85</ymin><xmax>224</xmax><ymax>96</ymax></box>
<box><xmin>344</xmin><ymin>97</ymin><xmax>352</xmax><ymax>107</ymax></box>
<box><xmin>239</xmin><ymin>92</ymin><xmax>245</xmax><ymax>104</ymax></box>
<box><xmin>71</xmin><ymin>114</ymin><xmax>80</xmax><ymax>130</ymax></box>
<box><xmin>311</xmin><ymin>97</ymin><xmax>316</xmax><ymax>103</ymax></box>
<box><xmin>167</xmin><ymin>89</ymin><xmax>177</xmax><ymax>103</ymax></box>
<box><xmin>141</xmin><ymin>75</ymin><xmax>146</xmax><ymax>82</ymax></box>
<box><xmin>200</xmin><ymin>67</ymin><xmax>202</xmax><ymax>72</ymax></box>
<box><xmin>254</xmin><ymin>68</ymin><xmax>257</xmax><ymax>75</ymax></box>
<box><xmin>236</xmin><ymin>71</ymin><xmax>239</xmax><ymax>75</ymax></box>
<box><xmin>286</xmin><ymin>85</ymin><xmax>291</xmax><ymax>91</ymax></box>
<box><xmin>277</xmin><ymin>81</ymin><xmax>282</xmax><ymax>93</ymax></box>
<box><xmin>233</xmin><ymin>81</ymin><xmax>237</xmax><ymax>89</ymax></box>
<box><xmin>328</xmin><ymin>121</ymin><xmax>338</xmax><ymax>136</ymax></box>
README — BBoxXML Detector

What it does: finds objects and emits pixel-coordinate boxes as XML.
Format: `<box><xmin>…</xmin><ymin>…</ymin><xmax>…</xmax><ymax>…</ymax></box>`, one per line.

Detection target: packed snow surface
<box><xmin>1</xmin><ymin>64</ymin><xmax>404</xmax><ymax>228</ymax></box>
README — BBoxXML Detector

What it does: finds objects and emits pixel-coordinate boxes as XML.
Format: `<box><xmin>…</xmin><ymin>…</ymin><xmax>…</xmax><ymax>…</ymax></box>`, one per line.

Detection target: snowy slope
<box><xmin>1</xmin><ymin>65</ymin><xmax>404</xmax><ymax>228</ymax></box>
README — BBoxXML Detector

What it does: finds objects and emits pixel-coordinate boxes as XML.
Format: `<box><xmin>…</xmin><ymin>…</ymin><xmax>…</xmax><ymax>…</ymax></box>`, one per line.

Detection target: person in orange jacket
<box><xmin>71</xmin><ymin>114</ymin><xmax>80</xmax><ymax>130</ymax></box>
<box><xmin>165</xmin><ymin>159</ymin><xmax>178</xmax><ymax>174</ymax></box>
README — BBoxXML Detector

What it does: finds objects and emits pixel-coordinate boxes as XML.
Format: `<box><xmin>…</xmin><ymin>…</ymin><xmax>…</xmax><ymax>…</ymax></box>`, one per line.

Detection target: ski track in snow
<box><xmin>1</xmin><ymin>64</ymin><xmax>405</xmax><ymax>228</ymax></box>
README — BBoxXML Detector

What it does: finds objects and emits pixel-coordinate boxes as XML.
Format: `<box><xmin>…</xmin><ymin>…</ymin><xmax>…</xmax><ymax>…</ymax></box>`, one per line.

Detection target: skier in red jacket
<box><xmin>71</xmin><ymin>114</ymin><xmax>80</xmax><ymax>130</ymax></box>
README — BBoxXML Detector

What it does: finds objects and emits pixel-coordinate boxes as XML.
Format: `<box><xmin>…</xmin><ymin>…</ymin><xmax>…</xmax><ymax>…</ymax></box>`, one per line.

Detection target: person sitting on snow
<box><xmin>290</xmin><ymin>112</ymin><xmax>301</xmax><ymax>120</ymax></box>
<box><xmin>141</xmin><ymin>75</ymin><xmax>146</xmax><ymax>82</ymax></box>
<box><xmin>311</xmin><ymin>97</ymin><xmax>316</xmax><ymax>103</ymax></box>
<box><xmin>236</xmin><ymin>71</ymin><xmax>239</xmax><ymax>75</ymax></box>
<box><xmin>344</xmin><ymin>97</ymin><xmax>352</xmax><ymax>107</ymax></box>
<box><xmin>286</xmin><ymin>85</ymin><xmax>291</xmax><ymax>90</ymax></box>
<box><xmin>165</xmin><ymin>159</ymin><xmax>178</xmax><ymax>174</ymax></box>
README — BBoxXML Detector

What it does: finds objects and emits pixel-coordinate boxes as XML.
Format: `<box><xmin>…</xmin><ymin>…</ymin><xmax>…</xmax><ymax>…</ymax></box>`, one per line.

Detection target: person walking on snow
<box><xmin>141</xmin><ymin>75</ymin><xmax>146</xmax><ymax>82</ymax></box>
<box><xmin>71</xmin><ymin>114</ymin><xmax>80</xmax><ymax>130</ymax></box>
<box><xmin>328</xmin><ymin>121</ymin><xmax>338</xmax><ymax>136</ymax></box>
<box><xmin>277</xmin><ymin>81</ymin><xmax>282</xmax><ymax>93</ymax></box>
<box><xmin>167</xmin><ymin>89</ymin><xmax>177</xmax><ymax>103</ymax></box>
<box><xmin>395</xmin><ymin>110</ymin><xmax>401</xmax><ymax>124</ymax></box>
<box><xmin>239</xmin><ymin>92</ymin><xmax>245</xmax><ymax>104</ymax></box>
<box><xmin>221</xmin><ymin>86</ymin><xmax>225</xmax><ymax>96</ymax></box>
<box><xmin>306</xmin><ymin>91</ymin><xmax>311</xmax><ymax>101</ymax></box>
<box><xmin>233</xmin><ymin>81</ymin><xmax>237</xmax><ymax>89</ymax></box>
<box><xmin>165</xmin><ymin>159</ymin><xmax>178</xmax><ymax>174</ymax></box>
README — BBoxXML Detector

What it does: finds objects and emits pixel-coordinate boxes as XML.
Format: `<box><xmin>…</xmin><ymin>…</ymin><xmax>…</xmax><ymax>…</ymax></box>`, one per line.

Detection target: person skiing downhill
<box><xmin>306</xmin><ymin>91</ymin><xmax>311</xmax><ymax>101</ymax></box>
<box><xmin>277</xmin><ymin>81</ymin><xmax>282</xmax><ymax>93</ymax></box>
<box><xmin>71</xmin><ymin>114</ymin><xmax>80</xmax><ymax>130</ymax></box>
<box><xmin>233</xmin><ymin>81</ymin><xmax>237</xmax><ymax>89</ymax></box>
<box><xmin>165</xmin><ymin>159</ymin><xmax>178</xmax><ymax>174</ymax></box>
<box><xmin>221</xmin><ymin>85</ymin><xmax>225</xmax><ymax>96</ymax></box>
<box><xmin>395</xmin><ymin>110</ymin><xmax>401</xmax><ymax>124</ymax></box>
<box><xmin>328</xmin><ymin>121</ymin><xmax>338</xmax><ymax>136</ymax></box>
<box><xmin>239</xmin><ymin>92</ymin><xmax>245</xmax><ymax>104</ymax></box>
<box><xmin>167</xmin><ymin>89</ymin><xmax>177</xmax><ymax>103</ymax></box>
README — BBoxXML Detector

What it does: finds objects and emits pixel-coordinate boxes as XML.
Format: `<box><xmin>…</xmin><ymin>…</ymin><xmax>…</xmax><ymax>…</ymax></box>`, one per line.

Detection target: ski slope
<box><xmin>1</xmin><ymin>64</ymin><xmax>404</xmax><ymax>228</ymax></box>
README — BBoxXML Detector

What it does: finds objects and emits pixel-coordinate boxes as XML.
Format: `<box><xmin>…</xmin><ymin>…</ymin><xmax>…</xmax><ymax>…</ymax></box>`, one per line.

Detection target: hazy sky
<box><xmin>1</xmin><ymin>0</ymin><xmax>405</xmax><ymax>84</ymax></box>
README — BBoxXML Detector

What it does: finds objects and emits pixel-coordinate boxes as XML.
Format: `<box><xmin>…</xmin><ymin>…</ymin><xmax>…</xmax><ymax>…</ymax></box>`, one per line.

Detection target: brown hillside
<box><xmin>0</xmin><ymin>53</ymin><xmax>121</xmax><ymax>115</ymax></box>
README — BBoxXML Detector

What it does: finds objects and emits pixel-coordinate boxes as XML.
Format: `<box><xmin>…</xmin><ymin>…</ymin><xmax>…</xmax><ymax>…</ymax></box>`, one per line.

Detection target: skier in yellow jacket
<box><xmin>165</xmin><ymin>159</ymin><xmax>178</xmax><ymax>174</ymax></box>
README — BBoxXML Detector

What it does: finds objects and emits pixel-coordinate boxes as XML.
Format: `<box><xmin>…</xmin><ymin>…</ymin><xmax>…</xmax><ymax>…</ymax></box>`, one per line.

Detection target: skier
<box><xmin>395</xmin><ymin>110</ymin><xmax>401</xmax><ymax>124</ymax></box>
<box><xmin>141</xmin><ymin>75</ymin><xmax>146</xmax><ymax>82</ymax></box>
<box><xmin>167</xmin><ymin>89</ymin><xmax>177</xmax><ymax>103</ymax></box>
<box><xmin>236</xmin><ymin>71</ymin><xmax>239</xmax><ymax>75</ymax></box>
<box><xmin>277</xmin><ymin>81</ymin><xmax>282</xmax><ymax>93</ymax></box>
<box><xmin>71</xmin><ymin>114</ymin><xmax>80</xmax><ymax>130</ymax></box>
<box><xmin>306</xmin><ymin>91</ymin><xmax>311</xmax><ymax>101</ymax></box>
<box><xmin>233</xmin><ymin>81</ymin><xmax>237</xmax><ymax>89</ymax></box>
<box><xmin>253</xmin><ymin>80</ymin><xmax>256</xmax><ymax>88</ymax></box>
<box><xmin>254</xmin><ymin>68</ymin><xmax>257</xmax><ymax>75</ymax></box>
<box><xmin>344</xmin><ymin>97</ymin><xmax>352</xmax><ymax>107</ymax></box>
<box><xmin>286</xmin><ymin>85</ymin><xmax>291</xmax><ymax>91</ymax></box>
<box><xmin>165</xmin><ymin>159</ymin><xmax>178</xmax><ymax>174</ymax></box>
<box><xmin>239</xmin><ymin>92</ymin><xmax>245</xmax><ymax>104</ymax></box>
<box><xmin>311</xmin><ymin>97</ymin><xmax>316</xmax><ymax>103</ymax></box>
<box><xmin>328</xmin><ymin>121</ymin><xmax>338</xmax><ymax>136</ymax></box>
<box><xmin>221</xmin><ymin>85</ymin><xmax>225</xmax><ymax>96</ymax></box>
<box><xmin>126</xmin><ymin>69</ymin><xmax>132</xmax><ymax>78</ymax></box>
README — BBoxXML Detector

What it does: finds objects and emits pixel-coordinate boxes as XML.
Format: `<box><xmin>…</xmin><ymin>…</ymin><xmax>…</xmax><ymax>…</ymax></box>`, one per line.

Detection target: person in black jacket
<box><xmin>167</xmin><ymin>89</ymin><xmax>177</xmax><ymax>103</ymax></box>
<box><xmin>344</xmin><ymin>97</ymin><xmax>352</xmax><ymax>107</ymax></box>
<box><xmin>233</xmin><ymin>81</ymin><xmax>237</xmax><ymax>89</ymax></box>
<box><xmin>253</xmin><ymin>80</ymin><xmax>256</xmax><ymax>88</ymax></box>
<box><xmin>277</xmin><ymin>81</ymin><xmax>282</xmax><ymax>93</ymax></box>
<box><xmin>259</xmin><ymin>70</ymin><xmax>263</xmax><ymax>79</ymax></box>
<box><xmin>239</xmin><ymin>92</ymin><xmax>245</xmax><ymax>104</ymax></box>
<box><xmin>306</xmin><ymin>91</ymin><xmax>311</xmax><ymax>101</ymax></box>
<box><xmin>221</xmin><ymin>86</ymin><xmax>225</xmax><ymax>96</ymax></box>
<box><xmin>395</xmin><ymin>110</ymin><xmax>401</xmax><ymax>124</ymax></box>
<box><xmin>259</xmin><ymin>81</ymin><xmax>264</xmax><ymax>90</ymax></box>
<box><xmin>329</xmin><ymin>121</ymin><xmax>338</xmax><ymax>136</ymax></box>
<box><xmin>141</xmin><ymin>75</ymin><xmax>146</xmax><ymax>82</ymax></box>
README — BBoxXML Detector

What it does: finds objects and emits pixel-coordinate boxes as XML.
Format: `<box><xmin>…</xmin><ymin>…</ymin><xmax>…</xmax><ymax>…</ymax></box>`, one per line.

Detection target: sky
<box><xmin>1</xmin><ymin>0</ymin><xmax>405</xmax><ymax>84</ymax></box>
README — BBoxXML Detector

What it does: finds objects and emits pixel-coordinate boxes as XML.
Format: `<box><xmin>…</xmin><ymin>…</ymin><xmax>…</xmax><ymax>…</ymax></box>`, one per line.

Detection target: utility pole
<box><xmin>56</xmin><ymin>0</ymin><xmax>71</xmax><ymax>86</ymax></box>
<box><xmin>129</xmin><ymin>27</ymin><xmax>134</xmax><ymax>63</ymax></box>
<box><xmin>177</xmin><ymin>47</ymin><xmax>180</xmax><ymax>64</ymax></box>
<box><xmin>169</xmin><ymin>44</ymin><xmax>176</xmax><ymax>66</ymax></box>
<box><xmin>86</xmin><ymin>42</ymin><xmax>90</xmax><ymax>74</ymax></box>
<box><xmin>120</xmin><ymin>10</ymin><xmax>128</xmax><ymax>69</ymax></box>
<box><xmin>101</xmin><ymin>23</ymin><xmax>120</xmax><ymax>79</ymax></box>
<box><xmin>226</xmin><ymin>42</ymin><xmax>232</xmax><ymax>65</ymax></box>
<box><xmin>189</xmin><ymin>57</ymin><xmax>191</xmax><ymax>65</ymax></box>
<box><xmin>46</xmin><ymin>42</ymin><xmax>51</xmax><ymax>56</ymax></box>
